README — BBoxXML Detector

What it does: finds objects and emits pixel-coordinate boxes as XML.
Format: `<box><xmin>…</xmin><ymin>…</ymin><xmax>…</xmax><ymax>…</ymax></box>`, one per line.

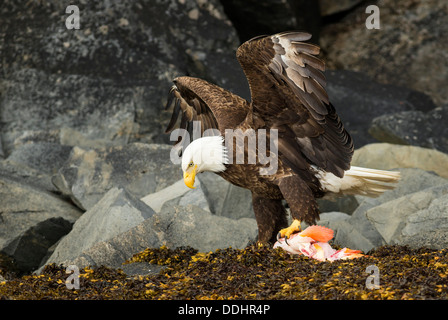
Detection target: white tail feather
<box><xmin>317</xmin><ymin>166</ymin><xmax>400</xmax><ymax>198</ymax></box>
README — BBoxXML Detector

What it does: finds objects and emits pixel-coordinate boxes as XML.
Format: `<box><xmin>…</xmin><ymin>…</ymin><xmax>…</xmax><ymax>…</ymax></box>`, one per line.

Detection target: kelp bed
<box><xmin>1</xmin><ymin>244</ymin><xmax>448</xmax><ymax>300</ymax></box>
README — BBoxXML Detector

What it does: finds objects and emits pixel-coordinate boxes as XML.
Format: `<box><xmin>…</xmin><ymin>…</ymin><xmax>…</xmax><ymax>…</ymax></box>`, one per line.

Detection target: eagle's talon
<box><xmin>278</xmin><ymin>219</ymin><xmax>302</xmax><ymax>242</ymax></box>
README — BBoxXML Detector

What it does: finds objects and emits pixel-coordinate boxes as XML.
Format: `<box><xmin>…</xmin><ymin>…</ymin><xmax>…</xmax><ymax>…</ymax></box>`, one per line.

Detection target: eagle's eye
<box><xmin>188</xmin><ymin>161</ymin><xmax>194</xmax><ymax>168</ymax></box>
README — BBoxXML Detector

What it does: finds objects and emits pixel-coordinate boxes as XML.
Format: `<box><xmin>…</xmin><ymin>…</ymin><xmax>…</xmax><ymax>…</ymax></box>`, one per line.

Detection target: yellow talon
<box><xmin>278</xmin><ymin>219</ymin><xmax>302</xmax><ymax>240</ymax></box>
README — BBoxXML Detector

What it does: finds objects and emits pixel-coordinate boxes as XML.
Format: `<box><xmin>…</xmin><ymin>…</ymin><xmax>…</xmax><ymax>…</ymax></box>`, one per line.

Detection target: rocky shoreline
<box><xmin>2</xmin><ymin>141</ymin><xmax>447</xmax><ymax>276</ymax></box>
<box><xmin>1</xmin><ymin>0</ymin><xmax>447</xmax><ymax>299</ymax></box>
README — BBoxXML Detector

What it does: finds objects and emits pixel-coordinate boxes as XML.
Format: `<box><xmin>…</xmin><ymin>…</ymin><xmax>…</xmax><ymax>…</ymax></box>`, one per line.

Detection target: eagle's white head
<box><xmin>181</xmin><ymin>136</ymin><xmax>229</xmax><ymax>188</ymax></box>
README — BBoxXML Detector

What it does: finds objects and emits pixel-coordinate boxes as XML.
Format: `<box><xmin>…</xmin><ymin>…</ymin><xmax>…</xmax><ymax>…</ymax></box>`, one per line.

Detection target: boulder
<box><xmin>369</xmin><ymin>105</ymin><xmax>448</xmax><ymax>154</ymax></box>
<box><xmin>320</xmin><ymin>143</ymin><xmax>448</xmax><ymax>214</ymax></box>
<box><xmin>39</xmin><ymin>214</ymin><xmax>162</xmax><ymax>273</ymax></box>
<box><xmin>325</xmin><ymin>70</ymin><xmax>437</xmax><ymax>147</ymax></box>
<box><xmin>141</xmin><ymin>178</ymin><xmax>210</xmax><ymax>213</ymax></box>
<box><xmin>2</xmin><ymin>142</ymin><xmax>73</xmax><ymax>193</ymax></box>
<box><xmin>42</xmin><ymin>187</ymin><xmax>155</xmax><ymax>270</ymax></box>
<box><xmin>0</xmin><ymin>68</ymin><xmax>136</xmax><ymax>154</ymax></box>
<box><xmin>40</xmin><ymin>202</ymin><xmax>258</xmax><ymax>270</ymax></box>
<box><xmin>315</xmin><ymin>168</ymin><xmax>448</xmax><ymax>253</ymax></box>
<box><xmin>367</xmin><ymin>184</ymin><xmax>448</xmax><ymax>250</ymax></box>
<box><xmin>0</xmin><ymin>173</ymin><xmax>82</xmax><ymax>273</ymax></box>
<box><xmin>333</xmin><ymin>219</ymin><xmax>380</xmax><ymax>255</ymax></box>
<box><xmin>140</xmin><ymin>171</ymin><xmax>254</xmax><ymax>219</ymax></box>
<box><xmin>353</xmin><ymin>168</ymin><xmax>448</xmax><ymax>217</ymax></box>
<box><xmin>153</xmin><ymin>204</ymin><xmax>258</xmax><ymax>253</ymax></box>
<box><xmin>320</xmin><ymin>0</ymin><xmax>448</xmax><ymax>106</ymax></box>
<box><xmin>351</xmin><ymin>143</ymin><xmax>448</xmax><ymax>179</ymax></box>
<box><xmin>0</xmin><ymin>158</ymin><xmax>59</xmax><ymax>193</ymax></box>
<box><xmin>317</xmin><ymin>195</ymin><xmax>359</xmax><ymax>214</ymax></box>
<box><xmin>315</xmin><ymin>211</ymin><xmax>351</xmax><ymax>225</ymax></box>
<box><xmin>303</xmin><ymin>211</ymin><xmax>351</xmax><ymax>231</ymax></box>
<box><xmin>52</xmin><ymin>143</ymin><xmax>182</xmax><ymax>211</ymax></box>
<box><xmin>6</xmin><ymin>142</ymin><xmax>73</xmax><ymax>176</ymax></box>
<box><xmin>0</xmin><ymin>139</ymin><xmax>4</xmax><ymax>158</ymax></box>
<box><xmin>0</xmin><ymin>0</ymin><xmax>248</xmax><ymax>152</ymax></box>
<box><xmin>197</xmin><ymin>172</ymin><xmax>254</xmax><ymax>219</ymax></box>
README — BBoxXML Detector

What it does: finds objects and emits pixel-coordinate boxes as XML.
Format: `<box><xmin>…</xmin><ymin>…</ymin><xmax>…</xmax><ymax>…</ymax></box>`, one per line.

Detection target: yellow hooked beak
<box><xmin>183</xmin><ymin>164</ymin><xmax>197</xmax><ymax>189</ymax></box>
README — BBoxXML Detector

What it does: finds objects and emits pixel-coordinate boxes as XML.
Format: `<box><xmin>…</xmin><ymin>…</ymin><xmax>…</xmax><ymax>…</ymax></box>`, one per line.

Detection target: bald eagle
<box><xmin>165</xmin><ymin>31</ymin><xmax>400</xmax><ymax>244</ymax></box>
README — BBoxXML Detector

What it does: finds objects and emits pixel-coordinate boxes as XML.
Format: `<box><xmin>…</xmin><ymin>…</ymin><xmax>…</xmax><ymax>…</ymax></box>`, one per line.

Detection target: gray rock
<box><xmin>2</xmin><ymin>142</ymin><xmax>73</xmax><ymax>193</ymax></box>
<box><xmin>197</xmin><ymin>172</ymin><xmax>254</xmax><ymax>219</ymax></box>
<box><xmin>343</xmin><ymin>168</ymin><xmax>448</xmax><ymax>253</ymax></box>
<box><xmin>141</xmin><ymin>179</ymin><xmax>210</xmax><ymax>213</ymax></box>
<box><xmin>52</xmin><ymin>143</ymin><xmax>182</xmax><ymax>211</ymax></box>
<box><xmin>0</xmin><ymin>69</ymin><xmax>136</xmax><ymax>154</ymax></box>
<box><xmin>367</xmin><ymin>184</ymin><xmax>448</xmax><ymax>249</ymax></box>
<box><xmin>141</xmin><ymin>171</ymin><xmax>254</xmax><ymax>220</ymax></box>
<box><xmin>369</xmin><ymin>105</ymin><xmax>448</xmax><ymax>154</ymax></box>
<box><xmin>401</xmin><ymin>227</ymin><xmax>448</xmax><ymax>251</ymax></box>
<box><xmin>42</xmin><ymin>187</ymin><xmax>155</xmax><ymax>269</ymax></box>
<box><xmin>0</xmin><ymin>139</ymin><xmax>4</xmax><ymax>159</ymax></box>
<box><xmin>314</xmin><ymin>168</ymin><xmax>448</xmax><ymax>254</ymax></box>
<box><xmin>141</xmin><ymin>172</ymin><xmax>254</xmax><ymax>220</ymax></box>
<box><xmin>302</xmin><ymin>211</ymin><xmax>351</xmax><ymax>232</ymax></box>
<box><xmin>40</xmin><ymin>202</ymin><xmax>258</xmax><ymax>270</ymax></box>
<box><xmin>351</xmin><ymin>143</ymin><xmax>448</xmax><ymax>180</ymax></box>
<box><xmin>7</xmin><ymin>142</ymin><xmax>73</xmax><ymax>176</ymax></box>
<box><xmin>325</xmin><ymin>70</ymin><xmax>437</xmax><ymax>147</ymax></box>
<box><xmin>0</xmin><ymin>0</ymin><xmax>248</xmax><ymax>150</ymax></box>
<box><xmin>0</xmin><ymin>173</ymin><xmax>82</xmax><ymax>273</ymax></box>
<box><xmin>333</xmin><ymin>219</ymin><xmax>381</xmax><ymax>254</ymax></box>
<box><xmin>316</xmin><ymin>211</ymin><xmax>351</xmax><ymax>225</ymax></box>
<box><xmin>40</xmin><ymin>217</ymin><xmax>162</xmax><ymax>272</ymax></box>
<box><xmin>15</xmin><ymin>218</ymin><xmax>73</xmax><ymax>273</ymax></box>
<box><xmin>317</xmin><ymin>195</ymin><xmax>359</xmax><ymax>214</ymax></box>
<box><xmin>401</xmin><ymin>196</ymin><xmax>448</xmax><ymax>242</ymax></box>
<box><xmin>353</xmin><ymin>168</ymin><xmax>448</xmax><ymax>216</ymax></box>
<box><xmin>320</xmin><ymin>0</ymin><xmax>448</xmax><ymax>106</ymax></box>
<box><xmin>42</xmin><ymin>0</ymin><xmax>247</xmax><ymax>96</ymax></box>
<box><xmin>153</xmin><ymin>204</ymin><xmax>258</xmax><ymax>253</ymax></box>
<box><xmin>177</xmin><ymin>187</ymin><xmax>211</xmax><ymax>213</ymax></box>
<box><xmin>0</xmin><ymin>158</ymin><xmax>58</xmax><ymax>193</ymax></box>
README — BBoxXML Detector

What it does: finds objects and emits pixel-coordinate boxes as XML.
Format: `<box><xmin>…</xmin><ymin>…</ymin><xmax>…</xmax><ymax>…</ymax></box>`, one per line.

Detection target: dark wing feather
<box><xmin>236</xmin><ymin>31</ymin><xmax>353</xmax><ymax>177</ymax></box>
<box><xmin>165</xmin><ymin>76</ymin><xmax>249</xmax><ymax>148</ymax></box>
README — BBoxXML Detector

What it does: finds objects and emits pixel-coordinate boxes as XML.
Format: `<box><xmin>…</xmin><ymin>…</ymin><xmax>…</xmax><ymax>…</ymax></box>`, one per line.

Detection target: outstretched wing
<box><xmin>165</xmin><ymin>76</ymin><xmax>249</xmax><ymax>150</ymax></box>
<box><xmin>236</xmin><ymin>31</ymin><xmax>353</xmax><ymax>177</ymax></box>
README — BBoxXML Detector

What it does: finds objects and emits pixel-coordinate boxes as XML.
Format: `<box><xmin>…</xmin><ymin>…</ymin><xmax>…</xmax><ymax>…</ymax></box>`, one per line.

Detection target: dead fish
<box><xmin>273</xmin><ymin>225</ymin><xmax>364</xmax><ymax>261</ymax></box>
